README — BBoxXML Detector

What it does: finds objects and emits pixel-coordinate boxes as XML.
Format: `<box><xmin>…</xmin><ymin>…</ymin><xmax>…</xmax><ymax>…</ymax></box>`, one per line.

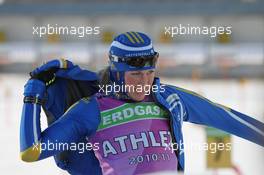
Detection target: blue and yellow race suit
<box><xmin>20</xmin><ymin>66</ymin><xmax>264</xmax><ymax>175</ymax></box>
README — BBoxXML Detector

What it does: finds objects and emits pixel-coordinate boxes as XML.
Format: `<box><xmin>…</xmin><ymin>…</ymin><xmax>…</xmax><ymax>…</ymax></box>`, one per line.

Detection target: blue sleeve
<box><xmin>173</xmin><ymin>86</ymin><xmax>264</xmax><ymax>147</ymax></box>
<box><xmin>20</xmin><ymin>80</ymin><xmax>100</xmax><ymax>162</ymax></box>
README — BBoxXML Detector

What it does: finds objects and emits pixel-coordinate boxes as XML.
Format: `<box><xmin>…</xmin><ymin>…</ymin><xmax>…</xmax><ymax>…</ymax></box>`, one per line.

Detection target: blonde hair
<box><xmin>98</xmin><ymin>66</ymin><xmax>111</xmax><ymax>87</ymax></box>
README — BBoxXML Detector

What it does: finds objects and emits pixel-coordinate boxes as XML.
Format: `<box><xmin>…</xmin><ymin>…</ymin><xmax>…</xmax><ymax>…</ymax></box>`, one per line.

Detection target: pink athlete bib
<box><xmin>89</xmin><ymin>96</ymin><xmax>177</xmax><ymax>175</ymax></box>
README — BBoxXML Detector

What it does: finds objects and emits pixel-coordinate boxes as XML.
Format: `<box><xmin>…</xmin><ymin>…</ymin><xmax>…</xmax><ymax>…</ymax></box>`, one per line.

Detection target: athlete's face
<box><xmin>124</xmin><ymin>69</ymin><xmax>155</xmax><ymax>101</ymax></box>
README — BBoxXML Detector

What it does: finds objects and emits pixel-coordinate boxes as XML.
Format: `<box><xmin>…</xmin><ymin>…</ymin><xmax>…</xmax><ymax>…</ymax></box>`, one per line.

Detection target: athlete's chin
<box><xmin>129</xmin><ymin>92</ymin><xmax>146</xmax><ymax>102</ymax></box>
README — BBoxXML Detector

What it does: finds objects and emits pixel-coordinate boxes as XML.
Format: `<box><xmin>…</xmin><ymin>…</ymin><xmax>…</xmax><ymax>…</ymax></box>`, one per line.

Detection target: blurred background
<box><xmin>0</xmin><ymin>0</ymin><xmax>263</xmax><ymax>175</ymax></box>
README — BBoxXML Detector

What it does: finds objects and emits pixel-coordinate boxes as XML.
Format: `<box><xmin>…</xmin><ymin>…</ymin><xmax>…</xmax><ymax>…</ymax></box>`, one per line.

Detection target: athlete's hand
<box><xmin>30</xmin><ymin>59</ymin><xmax>74</xmax><ymax>86</ymax></box>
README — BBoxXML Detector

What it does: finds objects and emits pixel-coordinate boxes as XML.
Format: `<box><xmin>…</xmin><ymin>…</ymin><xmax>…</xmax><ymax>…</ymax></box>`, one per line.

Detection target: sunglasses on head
<box><xmin>110</xmin><ymin>52</ymin><xmax>159</xmax><ymax>68</ymax></box>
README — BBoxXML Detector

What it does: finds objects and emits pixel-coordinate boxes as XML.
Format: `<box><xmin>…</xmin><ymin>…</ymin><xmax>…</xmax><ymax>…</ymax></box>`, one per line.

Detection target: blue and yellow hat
<box><xmin>109</xmin><ymin>31</ymin><xmax>158</xmax><ymax>72</ymax></box>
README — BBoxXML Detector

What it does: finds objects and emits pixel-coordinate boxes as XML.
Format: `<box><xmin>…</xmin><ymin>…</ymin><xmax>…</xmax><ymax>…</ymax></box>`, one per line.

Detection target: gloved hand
<box><xmin>30</xmin><ymin>59</ymin><xmax>74</xmax><ymax>86</ymax></box>
<box><xmin>23</xmin><ymin>59</ymin><xmax>75</xmax><ymax>105</ymax></box>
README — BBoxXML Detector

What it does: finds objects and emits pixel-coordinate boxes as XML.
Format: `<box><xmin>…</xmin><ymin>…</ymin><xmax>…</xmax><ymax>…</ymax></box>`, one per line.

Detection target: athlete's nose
<box><xmin>141</xmin><ymin>72</ymin><xmax>149</xmax><ymax>86</ymax></box>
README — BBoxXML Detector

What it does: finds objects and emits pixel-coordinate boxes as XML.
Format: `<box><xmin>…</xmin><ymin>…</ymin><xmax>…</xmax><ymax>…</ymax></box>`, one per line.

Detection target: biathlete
<box><xmin>20</xmin><ymin>32</ymin><xmax>264</xmax><ymax>175</ymax></box>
